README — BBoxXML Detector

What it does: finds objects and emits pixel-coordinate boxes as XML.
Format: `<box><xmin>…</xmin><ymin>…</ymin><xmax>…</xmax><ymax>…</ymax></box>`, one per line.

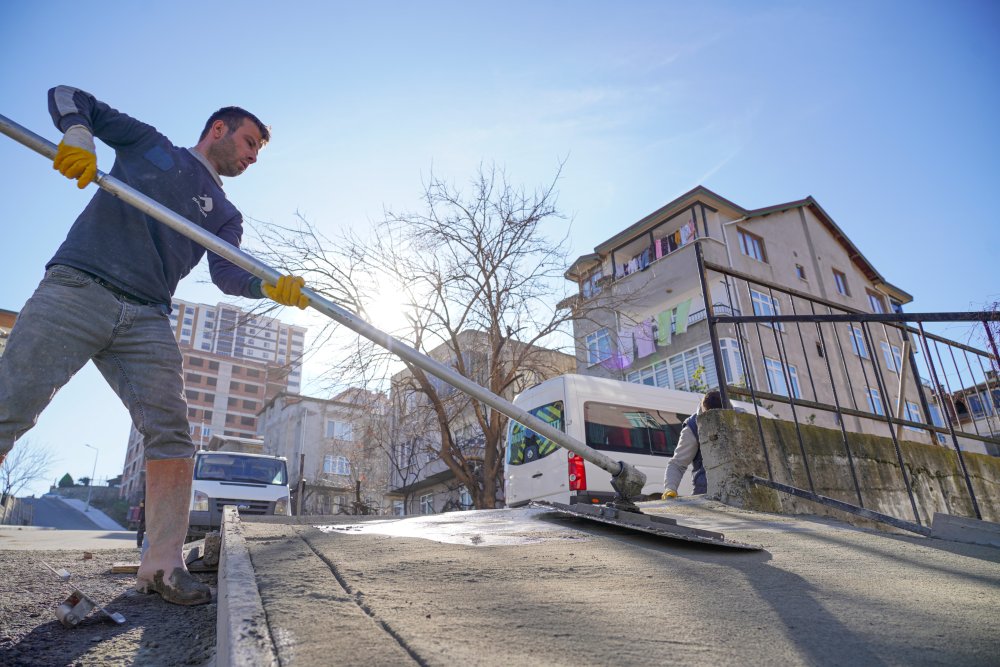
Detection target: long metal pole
<box><xmin>84</xmin><ymin>443</ymin><xmax>98</xmax><ymax>512</ymax></box>
<box><xmin>0</xmin><ymin>113</ymin><xmax>646</xmax><ymax>498</ymax></box>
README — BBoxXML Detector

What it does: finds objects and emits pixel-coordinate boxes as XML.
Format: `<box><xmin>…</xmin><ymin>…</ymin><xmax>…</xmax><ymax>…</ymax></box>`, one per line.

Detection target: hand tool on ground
<box><xmin>1</xmin><ymin>113</ymin><xmax>756</xmax><ymax>549</ymax></box>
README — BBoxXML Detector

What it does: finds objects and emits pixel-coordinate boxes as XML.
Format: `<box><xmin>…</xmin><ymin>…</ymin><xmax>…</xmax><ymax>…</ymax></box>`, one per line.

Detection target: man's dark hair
<box><xmin>701</xmin><ymin>389</ymin><xmax>726</xmax><ymax>412</ymax></box>
<box><xmin>199</xmin><ymin>106</ymin><xmax>270</xmax><ymax>145</ymax></box>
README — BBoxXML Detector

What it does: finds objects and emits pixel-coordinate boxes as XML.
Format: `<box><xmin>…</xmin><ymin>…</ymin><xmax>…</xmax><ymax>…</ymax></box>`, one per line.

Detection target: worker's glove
<box><xmin>53</xmin><ymin>125</ymin><xmax>97</xmax><ymax>189</ymax></box>
<box><xmin>262</xmin><ymin>275</ymin><xmax>309</xmax><ymax>309</ymax></box>
<box><xmin>661</xmin><ymin>489</ymin><xmax>678</xmax><ymax>500</ymax></box>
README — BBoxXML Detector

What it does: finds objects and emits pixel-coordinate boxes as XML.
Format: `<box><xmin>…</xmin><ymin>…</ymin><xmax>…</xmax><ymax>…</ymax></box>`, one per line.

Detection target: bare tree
<box><xmin>0</xmin><ymin>439</ymin><xmax>56</xmax><ymax>503</ymax></box>
<box><xmin>252</xmin><ymin>163</ymin><xmax>585</xmax><ymax>509</ymax></box>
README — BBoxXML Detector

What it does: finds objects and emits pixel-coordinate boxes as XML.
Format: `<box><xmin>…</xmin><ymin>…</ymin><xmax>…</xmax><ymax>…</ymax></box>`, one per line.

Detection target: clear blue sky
<box><xmin>1</xmin><ymin>1</ymin><xmax>997</xmax><ymax>496</ymax></box>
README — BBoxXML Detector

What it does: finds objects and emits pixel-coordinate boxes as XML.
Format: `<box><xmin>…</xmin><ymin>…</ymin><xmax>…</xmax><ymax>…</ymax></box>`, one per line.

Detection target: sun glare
<box><xmin>365</xmin><ymin>283</ymin><xmax>412</xmax><ymax>333</ymax></box>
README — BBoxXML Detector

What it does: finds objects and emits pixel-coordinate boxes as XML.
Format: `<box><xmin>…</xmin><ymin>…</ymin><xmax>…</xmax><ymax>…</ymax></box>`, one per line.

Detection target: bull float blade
<box><xmin>534</xmin><ymin>501</ymin><xmax>763</xmax><ymax>551</ymax></box>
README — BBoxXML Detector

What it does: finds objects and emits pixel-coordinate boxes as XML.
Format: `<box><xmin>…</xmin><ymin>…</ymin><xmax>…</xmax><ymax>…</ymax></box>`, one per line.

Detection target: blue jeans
<box><xmin>0</xmin><ymin>265</ymin><xmax>194</xmax><ymax>460</ymax></box>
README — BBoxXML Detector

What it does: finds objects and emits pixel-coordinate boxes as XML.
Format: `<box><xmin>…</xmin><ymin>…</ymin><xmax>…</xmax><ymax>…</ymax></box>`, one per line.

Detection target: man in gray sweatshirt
<box><xmin>0</xmin><ymin>86</ymin><xmax>308</xmax><ymax>605</ymax></box>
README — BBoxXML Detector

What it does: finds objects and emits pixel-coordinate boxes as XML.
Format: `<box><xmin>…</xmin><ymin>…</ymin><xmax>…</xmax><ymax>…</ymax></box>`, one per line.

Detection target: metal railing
<box><xmin>695</xmin><ymin>243</ymin><xmax>1000</xmax><ymax>534</ymax></box>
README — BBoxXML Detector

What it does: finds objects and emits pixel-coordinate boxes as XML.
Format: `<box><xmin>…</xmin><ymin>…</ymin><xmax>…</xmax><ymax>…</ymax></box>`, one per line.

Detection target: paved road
<box><xmin>232</xmin><ymin>500</ymin><xmax>1000</xmax><ymax>666</ymax></box>
<box><xmin>23</xmin><ymin>496</ymin><xmax>104</xmax><ymax>529</ymax></box>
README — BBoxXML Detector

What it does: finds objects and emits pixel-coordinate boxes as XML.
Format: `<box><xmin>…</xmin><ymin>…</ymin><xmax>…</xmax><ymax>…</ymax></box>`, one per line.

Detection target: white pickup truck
<box><xmin>188</xmin><ymin>450</ymin><xmax>291</xmax><ymax>540</ymax></box>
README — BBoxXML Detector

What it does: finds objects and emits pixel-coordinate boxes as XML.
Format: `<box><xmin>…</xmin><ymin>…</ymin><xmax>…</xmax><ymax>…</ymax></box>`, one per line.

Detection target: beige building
<box><xmin>563</xmin><ymin>186</ymin><xmax>953</xmax><ymax>445</ymax></box>
<box><xmin>389</xmin><ymin>330</ymin><xmax>576</xmax><ymax>514</ymax></box>
<box><xmin>119</xmin><ymin>299</ymin><xmax>308</xmax><ymax>502</ymax></box>
<box><xmin>257</xmin><ymin>389</ymin><xmax>392</xmax><ymax>515</ymax></box>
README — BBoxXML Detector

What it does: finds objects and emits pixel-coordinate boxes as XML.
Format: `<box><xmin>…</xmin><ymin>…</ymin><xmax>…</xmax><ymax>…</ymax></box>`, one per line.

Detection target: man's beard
<box><xmin>206</xmin><ymin>133</ymin><xmax>242</xmax><ymax>177</ymax></box>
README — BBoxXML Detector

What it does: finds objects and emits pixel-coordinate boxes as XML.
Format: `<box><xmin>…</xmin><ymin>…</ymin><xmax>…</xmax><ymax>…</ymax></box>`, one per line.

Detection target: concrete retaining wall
<box><xmin>700</xmin><ymin>410</ymin><xmax>1000</xmax><ymax>527</ymax></box>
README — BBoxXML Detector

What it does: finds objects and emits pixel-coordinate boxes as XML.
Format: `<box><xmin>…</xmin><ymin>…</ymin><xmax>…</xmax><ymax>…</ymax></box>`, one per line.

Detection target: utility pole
<box><xmin>83</xmin><ymin>444</ymin><xmax>98</xmax><ymax>512</ymax></box>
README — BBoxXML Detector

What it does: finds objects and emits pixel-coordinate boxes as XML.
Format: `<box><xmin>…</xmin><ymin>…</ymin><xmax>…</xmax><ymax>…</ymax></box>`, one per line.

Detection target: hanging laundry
<box><xmin>635</xmin><ymin>318</ymin><xmax>656</xmax><ymax>358</ymax></box>
<box><xmin>656</xmin><ymin>309</ymin><xmax>672</xmax><ymax>346</ymax></box>
<box><xmin>617</xmin><ymin>326</ymin><xmax>635</xmax><ymax>367</ymax></box>
<box><xmin>679</xmin><ymin>220</ymin><xmax>693</xmax><ymax>246</ymax></box>
<box><xmin>655</xmin><ymin>238</ymin><xmax>663</xmax><ymax>260</ymax></box>
<box><xmin>674</xmin><ymin>298</ymin><xmax>692</xmax><ymax>334</ymax></box>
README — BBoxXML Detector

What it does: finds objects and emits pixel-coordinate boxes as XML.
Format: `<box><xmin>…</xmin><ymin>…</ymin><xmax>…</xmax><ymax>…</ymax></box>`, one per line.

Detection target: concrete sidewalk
<box><xmin>217</xmin><ymin>500</ymin><xmax>1000</xmax><ymax>666</ymax></box>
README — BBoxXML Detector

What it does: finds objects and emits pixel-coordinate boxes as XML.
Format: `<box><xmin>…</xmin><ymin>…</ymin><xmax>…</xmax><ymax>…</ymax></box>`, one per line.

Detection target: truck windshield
<box><xmin>194</xmin><ymin>455</ymin><xmax>288</xmax><ymax>485</ymax></box>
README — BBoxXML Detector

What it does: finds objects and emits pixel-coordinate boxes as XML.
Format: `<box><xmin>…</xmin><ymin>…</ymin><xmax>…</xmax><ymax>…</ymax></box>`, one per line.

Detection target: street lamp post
<box><xmin>84</xmin><ymin>444</ymin><xmax>98</xmax><ymax>512</ymax></box>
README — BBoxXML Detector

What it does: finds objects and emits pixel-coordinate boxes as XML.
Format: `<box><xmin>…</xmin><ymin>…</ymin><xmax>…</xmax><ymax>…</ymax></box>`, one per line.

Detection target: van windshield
<box><xmin>195</xmin><ymin>455</ymin><xmax>288</xmax><ymax>485</ymax></box>
<box><xmin>507</xmin><ymin>401</ymin><xmax>564</xmax><ymax>465</ymax></box>
<box><xmin>584</xmin><ymin>401</ymin><xmax>686</xmax><ymax>456</ymax></box>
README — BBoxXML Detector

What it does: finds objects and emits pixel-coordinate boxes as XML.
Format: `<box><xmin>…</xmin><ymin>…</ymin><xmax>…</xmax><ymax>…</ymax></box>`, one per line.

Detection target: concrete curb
<box><xmin>216</xmin><ymin>506</ymin><xmax>279</xmax><ymax>667</ymax></box>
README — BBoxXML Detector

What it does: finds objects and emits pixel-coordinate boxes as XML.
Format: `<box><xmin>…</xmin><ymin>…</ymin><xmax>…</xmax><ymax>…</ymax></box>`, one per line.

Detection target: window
<box><xmin>968</xmin><ymin>391</ymin><xmax>994</xmax><ymax>418</ymax></box>
<box><xmin>507</xmin><ymin>401</ymin><xmax>564</xmax><ymax>465</ymax></box>
<box><xmin>582</xmin><ymin>269</ymin><xmax>603</xmax><ymax>298</ymax></box>
<box><xmin>208</xmin><ymin>361</ymin><xmax>219</xmax><ymax>370</ymax></box>
<box><xmin>323</xmin><ymin>455</ymin><xmax>351</xmax><ymax>476</ymax></box>
<box><xmin>393</xmin><ymin>500</ymin><xmax>405</xmax><ymax>516</ymax></box>
<box><xmin>326</xmin><ymin>420</ymin><xmax>354</xmax><ymax>440</ymax></box>
<box><xmin>927</xmin><ymin>403</ymin><xmax>948</xmax><ymax>444</ymax></box>
<box><xmin>833</xmin><ymin>269</ymin><xmax>850</xmax><ymax>296</ymax></box>
<box><xmin>585</xmin><ymin>329</ymin><xmax>613</xmax><ymax>365</ymax></box>
<box><xmin>881</xmin><ymin>342</ymin><xmax>902</xmax><ymax>373</ymax></box>
<box><xmin>419</xmin><ymin>494</ymin><xmax>434</xmax><ymax>515</ymax></box>
<box><xmin>903</xmin><ymin>401</ymin><xmax>922</xmax><ymax>431</ymax></box>
<box><xmin>866</xmin><ymin>388</ymin><xmax>885</xmax><ymax>416</ymax></box>
<box><xmin>628</xmin><ymin>340</ymin><xmax>740</xmax><ymax>392</ymax></box>
<box><xmin>849</xmin><ymin>325</ymin><xmax>869</xmax><ymax>358</ymax></box>
<box><xmin>795</xmin><ymin>264</ymin><xmax>806</xmax><ymax>280</ymax></box>
<box><xmin>737</xmin><ymin>228</ymin><xmax>767</xmax><ymax>262</ymax></box>
<box><xmin>181</xmin><ymin>328</ymin><xmax>191</xmax><ymax>337</ymax></box>
<box><xmin>185</xmin><ymin>373</ymin><xmax>202</xmax><ymax>383</ymax></box>
<box><xmin>750</xmin><ymin>289</ymin><xmax>784</xmax><ymax>332</ymax></box>
<box><xmin>765</xmin><ymin>358</ymin><xmax>801</xmax><ymax>398</ymax></box>
<box><xmin>189</xmin><ymin>357</ymin><xmax>204</xmax><ymax>367</ymax></box>
<box><xmin>242</xmin><ymin>399</ymin><xmax>256</xmax><ymax>410</ymax></box>
<box><xmin>867</xmin><ymin>289</ymin><xmax>886</xmax><ymax>314</ymax></box>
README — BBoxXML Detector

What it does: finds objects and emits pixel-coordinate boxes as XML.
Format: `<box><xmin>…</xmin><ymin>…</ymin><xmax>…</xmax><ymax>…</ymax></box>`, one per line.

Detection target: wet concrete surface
<box><xmin>229</xmin><ymin>499</ymin><xmax>1000</xmax><ymax>666</ymax></box>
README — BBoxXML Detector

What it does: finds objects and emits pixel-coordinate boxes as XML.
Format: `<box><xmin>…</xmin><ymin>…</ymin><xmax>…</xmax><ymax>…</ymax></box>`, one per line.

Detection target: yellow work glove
<box><xmin>661</xmin><ymin>489</ymin><xmax>678</xmax><ymax>500</ymax></box>
<box><xmin>262</xmin><ymin>275</ymin><xmax>309</xmax><ymax>309</ymax></box>
<box><xmin>53</xmin><ymin>125</ymin><xmax>97</xmax><ymax>189</ymax></box>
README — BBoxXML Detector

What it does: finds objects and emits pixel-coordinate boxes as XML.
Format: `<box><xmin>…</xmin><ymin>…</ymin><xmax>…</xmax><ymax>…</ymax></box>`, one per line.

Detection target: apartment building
<box><xmin>562</xmin><ymin>186</ymin><xmax>951</xmax><ymax>443</ymax></box>
<box><xmin>0</xmin><ymin>308</ymin><xmax>16</xmax><ymax>358</ymax></box>
<box><xmin>119</xmin><ymin>299</ymin><xmax>308</xmax><ymax>501</ymax></box>
<box><xmin>257</xmin><ymin>389</ymin><xmax>392</xmax><ymax>514</ymax></box>
<box><xmin>388</xmin><ymin>330</ymin><xmax>576</xmax><ymax>515</ymax></box>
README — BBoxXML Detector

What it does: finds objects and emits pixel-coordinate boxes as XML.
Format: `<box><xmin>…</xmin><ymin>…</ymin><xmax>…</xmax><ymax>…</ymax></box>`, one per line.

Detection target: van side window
<box><xmin>584</xmin><ymin>401</ymin><xmax>684</xmax><ymax>456</ymax></box>
<box><xmin>507</xmin><ymin>401</ymin><xmax>564</xmax><ymax>465</ymax></box>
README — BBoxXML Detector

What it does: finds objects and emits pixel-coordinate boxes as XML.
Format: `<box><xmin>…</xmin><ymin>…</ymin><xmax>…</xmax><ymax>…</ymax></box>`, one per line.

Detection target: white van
<box><xmin>504</xmin><ymin>374</ymin><xmax>764</xmax><ymax>507</ymax></box>
<box><xmin>188</xmin><ymin>450</ymin><xmax>290</xmax><ymax>539</ymax></box>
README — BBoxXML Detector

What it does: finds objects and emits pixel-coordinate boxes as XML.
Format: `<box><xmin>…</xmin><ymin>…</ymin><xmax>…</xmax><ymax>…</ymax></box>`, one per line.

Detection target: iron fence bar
<box><xmin>695</xmin><ymin>242</ymin><xmax>729</xmax><ymax>406</ymax></box>
<box><xmin>790</xmin><ymin>294</ymin><xmax>820</xmax><ymax>402</ymax></box>
<box><xmin>703</xmin><ymin>260</ymin><xmax>1000</xmax><ymax>326</ymax></box>
<box><xmin>722</xmin><ymin>276</ymin><xmax>774</xmax><ymax>480</ymax></box>
<box><xmin>916</xmin><ymin>323</ymin><xmax>982</xmax><ymax>519</ymax></box>
<box><xmin>812</xmin><ymin>302</ymin><xmax>864</xmax><ymax>506</ymax></box>
<box><xmin>768</xmin><ymin>286</ymin><xmax>814</xmax><ymax>493</ymax></box>
<box><xmin>904</xmin><ymin>330</ymin><xmax>940</xmax><ymax>443</ymax></box>
<box><xmin>748</xmin><ymin>476</ymin><xmax>931</xmax><ymax>536</ymax></box>
<box><xmin>860</xmin><ymin>321</ymin><xmax>921</xmax><ymax>524</ymax></box>
<box><xmin>951</xmin><ymin>345</ymin><xmax>985</xmax><ymax>439</ymax></box>
<box><xmin>715</xmin><ymin>312</ymin><xmax>997</xmax><ymax>325</ymax></box>
<box><xmin>723</xmin><ymin>387</ymin><xmax>1000</xmax><ymax>445</ymax></box>
<box><xmin>830</xmin><ymin>308</ymin><xmax>862</xmax><ymax>412</ymax></box>
<box><xmin>746</xmin><ymin>281</ymin><xmax>775</xmax><ymax>395</ymax></box>
<box><xmin>984</xmin><ymin>320</ymin><xmax>1000</xmax><ymax>375</ymax></box>
<box><xmin>972</xmin><ymin>351</ymin><xmax>1000</xmax><ymax>439</ymax></box>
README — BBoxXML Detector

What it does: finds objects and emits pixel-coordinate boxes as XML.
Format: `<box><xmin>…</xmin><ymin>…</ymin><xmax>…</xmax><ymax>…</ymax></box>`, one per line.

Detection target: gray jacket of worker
<box><xmin>664</xmin><ymin>413</ymin><xmax>700</xmax><ymax>493</ymax></box>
